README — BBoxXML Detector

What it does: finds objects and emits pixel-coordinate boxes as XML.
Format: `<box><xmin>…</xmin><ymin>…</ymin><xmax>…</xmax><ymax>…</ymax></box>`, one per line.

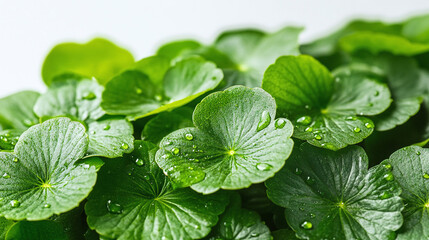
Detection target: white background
<box><xmin>1</xmin><ymin>0</ymin><xmax>429</xmax><ymax>97</ymax></box>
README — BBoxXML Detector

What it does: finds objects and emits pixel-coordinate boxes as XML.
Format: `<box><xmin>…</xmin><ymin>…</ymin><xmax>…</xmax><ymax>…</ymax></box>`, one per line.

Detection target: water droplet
<box><xmin>305</xmin><ymin>127</ymin><xmax>313</xmax><ymax>132</ymax></box>
<box><xmin>185</xmin><ymin>133</ymin><xmax>194</xmax><ymax>141</ymax></box>
<box><xmin>295</xmin><ymin>168</ymin><xmax>302</xmax><ymax>175</ymax></box>
<box><xmin>155</xmin><ymin>95</ymin><xmax>163</xmax><ymax>101</ymax></box>
<box><xmin>107</xmin><ymin>200</ymin><xmax>123</xmax><ymax>214</ymax></box>
<box><xmin>121</xmin><ymin>143</ymin><xmax>129</xmax><ymax>150</ymax></box>
<box><xmin>374</xmin><ymin>91</ymin><xmax>380</xmax><ymax>96</ymax></box>
<box><xmin>257</xmin><ymin>111</ymin><xmax>271</xmax><ymax>131</ymax></box>
<box><xmin>23</xmin><ymin>119</ymin><xmax>33</xmax><ymax>127</ymax></box>
<box><xmin>383</xmin><ymin>163</ymin><xmax>392</xmax><ymax>170</ymax></box>
<box><xmin>423</xmin><ymin>173</ymin><xmax>429</xmax><ymax>179</ymax></box>
<box><xmin>275</xmin><ymin>119</ymin><xmax>286</xmax><ymax>129</ymax></box>
<box><xmin>364</xmin><ymin>122</ymin><xmax>374</xmax><ymax>129</ymax></box>
<box><xmin>90</xmin><ymin>131</ymin><xmax>96</xmax><ymax>135</ymax></box>
<box><xmin>165</xmin><ymin>141</ymin><xmax>172</xmax><ymax>146</ymax></box>
<box><xmin>256</xmin><ymin>163</ymin><xmax>273</xmax><ymax>171</ymax></box>
<box><xmin>10</xmin><ymin>200</ymin><xmax>20</xmax><ymax>208</ymax></box>
<box><xmin>384</xmin><ymin>172</ymin><xmax>394</xmax><ymax>181</ymax></box>
<box><xmin>353</xmin><ymin>127</ymin><xmax>361</xmax><ymax>133</ymax></box>
<box><xmin>83</xmin><ymin>164</ymin><xmax>90</xmax><ymax>169</ymax></box>
<box><xmin>104</xmin><ymin>125</ymin><xmax>111</xmax><ymax>130</ymax></box>
<box><xmin>172</xmin><ymin>147</ymin><xmax>180</xmax><ymax>155</ymax></box>
<box><xmin>296</xmin><ymin>116</ymin><xmax>312</xmax><ymax>125</ymax></box>
<box><xmin>379</xmin><ymin>192</ymin><xmax>391</xmax><ymax>199</ymax></box>
<box><xmin>306</xmin><ymin>176</ymin><xmax>315</xmax><ymax>185</ymax></box>
<box><xmin>368</xmin><ymin>103</ymin><xmax>373</xmax><ymax>107</ymax></box>
<box><xmin>12</xmin><ymin>158</ymin><xmax>18</xmax><ymax>163</ymax></box>
<box><xmin>301</xmin><ymin>221</ymin><xmax>312</xmax><ymax>229</ymax></box>
<box><xmin>345</xmin><ymin>116</ymin><xmax>356</xmax><ymax>121</ymax></box>
<box><xmin>310</xmin><ymin>213</ymin><xmax>316</xmax><ymax>218</ymax></box>
<box><xmin>135</xmin><ymin>88</ymin><xmax>143</xmax><ymax>94</ymax></box>
<box><xmin>250</xmin><ymin>233</ymin><xmax>258</xmax><ymax>237</ymax></box>
<box><xmin>143</xmin><ymin>175</ymin><xmax>150</xmax><ymax>181</ymax></box>
<box><xmin>82</xmin><ymin>92</ymin><xmax>96</xmax><ymax>100</ymax></box>
<box><xmin>135</xmin><ymin>158</ymin><xmax>144</xmax><ymax>166</ymax></box>
<box><xmin>314</xmin><ymin>134</ymin><xmax>322</xmax><ymax>140</ymax></box>
<box><xmin>43</xmin><ymin>203</ymin><xmax>51</xmax><ymax>208</ymax></box>
<box><xmin>417</xmin><ymin>151</ymin><xmax>421</xmax><ymax>156</ymax></box>
<box><xmin>2</xmin><ymin>173</ymin><xmax>10</xmax><ymax>179</ymax></box>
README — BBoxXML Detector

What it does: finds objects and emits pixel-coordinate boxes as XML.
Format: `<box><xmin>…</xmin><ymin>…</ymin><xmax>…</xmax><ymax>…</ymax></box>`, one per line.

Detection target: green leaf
<box><xmin>132</xmin><ymin>56</ymin><xmax>171</xmax><ymax>87</ymax></box>
<box><xmin>87</xmin><ymin>117</ymin><xmax>134</xmax><ymax>158</ymax></box>
<box><xmin>205</xmin><ymin>193</ymin><xmax>271</xmax><ymax>240</ymax></box>
<box><xmin>5</xmin><ymin>221</ymin><xmax>67</xmax><ymax>240</ymax></box>
<box><xmin>271</xmin><ymin>229</ymin><xmax>299</xmax><ymax>240</ymax></box>
<box><xmin>85</xmin><ymin>141</ymin><xmax>228</xmax><ymax>240</ymax></box>
<box><xmin>157</xmin><ymin>40</ymin><xmax>202</xmax><ymax>61</ymax></box>
<box><xmin>0</xmin><ymin>91</ymin><xmax>40</xmax><ymax>130</ymax></box>
<box><xmin>34</xmin><ymin>79</ymin><xmax>105</xmax><ymax>121</ymax></box>
<box><xmin>42</xmin><ymin>38</ymin><xmax>134</xmax><ymax>86</ymax></box>
<box><xmin>101</xmin><ymin>56</ymin><xmax>223</xmax><ymax>120</ymax></box>
<box><xmin>0</xmin><ymin>118</ymin><xmax>97</xmax><ymax>220</ymax></box>
<box><xmin>34</xmin><ymin>79</ymin><xmax>134</xmax><ymax>158</ymax></box>
<box><xmin>402</xmin><ymin>14</ymin><xmax>429</xmax><ymax>43</ymax></box>
<box><xmin>266</xmin><ymin>143</ymin><xmax>403</xmax><ymax>240</ymax></box>
<box><xmin>0</xmin><ymin>217</ymin><xmax>14</xmax><ymax>239</ymax></box>
<box><xmin>215</xmin><ymin>27</ymin><xmax>302</xmax><ymax>87</ymax></box>
<box><xmin>155</xmin><ymin>86</ymin><xmax>294</xmax><ymax>194</ymax></box>
<box><xmin>387</xmin><ymin>146</ymin><xmax>429</xmax><ymax>239</ymax></box>
<box><xmin>0</xmin><ymin>130</ymin><xmax>22</xmax><ymax>151</ymax></box>
<box><xmin>142</xmin><ymin>107</ymin><xmax>193</xmax><ymax>144</ymax></box>
<box><xmin>340</xmin><ymin>32</ymin><xmax>429</xmax><ymax>56</ymax></box>
<box><xmin>262</xmin><ymin>55</ymin><xmax>391</xmax><ymax>150</ymax></box>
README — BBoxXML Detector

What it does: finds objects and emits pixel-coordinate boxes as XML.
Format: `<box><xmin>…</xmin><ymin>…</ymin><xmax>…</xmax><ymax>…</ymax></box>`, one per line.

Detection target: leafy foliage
<box><xmin>2</xmin><ymin>12</ymin><xmax>429</xmax><ymax>239</ymax></box>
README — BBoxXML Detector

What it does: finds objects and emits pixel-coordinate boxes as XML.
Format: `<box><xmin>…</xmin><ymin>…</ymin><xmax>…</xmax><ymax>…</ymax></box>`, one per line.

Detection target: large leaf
<box><xmin>387</xmin><ymin>146</ymin><xmax>429</xmax><ymax>239</ymax></box>
<box><xmin>34</xmin><ymin>79</ymin><xmax>134</xmax><ymax>158</ymax></box>
<box><xmin>5</xmin><ymin>221</ymin><xmax>67</xmax><ymax>240</ymax></box>
<box><xmin>214</xmin><ymin>27</ymin><xmax>302</xmax><ymax>87</ymax></box>
<box><xmin>266</xmin><ymin>143</ymin><xmax>403</xmax><ymax>240</ymax></box>
<box><xmin>0</xmin><ymin>91</ymin><xmax>40</xmax><ymax>130</ymax></box>
<box><xmin>85</xmin><ymin>141</ymin><xmax>228</xmax><ymax>240</ymax></box>
<box><xmin>42</xmin><ymin>38</ymin><xmax>134</xmax><ymax>85</ymax></box>
<box><xmin>262</xmin><ymin>55</ymin><xmax>391</xmax><ymax>150</ymax></box>
<box><xmin>101</xmin><ymin>56</ymin><xmax>223</xmax><ymax>120</ymax></box>
<box><xmin>155</xmin><ymin>86</ymin><xmax>294</xmax><ymax>194</ymax></box>
<box><xmin>205</xmin><ymin>193</ymin><xmax>271</xmax><ymax>240</ymax></box>
<box><xmin>0</xmin><ymin>118</ymin><xmax>97</xmax><ymax>220</ymax></box>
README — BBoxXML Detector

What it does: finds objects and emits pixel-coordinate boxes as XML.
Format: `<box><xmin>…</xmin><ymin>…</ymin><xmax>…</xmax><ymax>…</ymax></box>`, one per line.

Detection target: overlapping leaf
<box><xmin>0</xmin><ymin>91</ymin><xmax>40</xmax><ymax>130</ymax></box>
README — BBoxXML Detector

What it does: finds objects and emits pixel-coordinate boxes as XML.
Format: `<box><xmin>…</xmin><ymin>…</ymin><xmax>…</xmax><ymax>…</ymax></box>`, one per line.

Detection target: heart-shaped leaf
<box><xmin>204</xmin><ymin>193</ymin><xmax>271</xmax><ymax>240</ymax></box>
<box><xmin>5</xmin><ymin>221</ymin><xmax>67</xmax><ymax>240</ymax></box>
<box><xmin>34</xmin><ymin>79</ymin><xmax>134</xmax><ymax>158</ymax></box>
<box><xmin>214</xmin><ymin>27</ymin><xmax>302</xmax><ymax>87</ymax></box>
<box><xmin>262</xmin><ymin>55</ymin><xmax>391</xmax><ymax>150</ymax></box>
<box><xmin>155</xmin><ymin>86</ymin><xmax>294</xmax><ymax>194</ymax></box>
<box><xmin>0</xmin><ymin>91</ymin><xmax>40</xmax><ymax>130</ymax></box>
<box><xmin>85</xmin><ymin>141</ymin><xmax>228</xmax><ymax>240</ymax></box>
<box><xmin>0</xmin><ymin>118</ymin><xmax>97</xmax><ymax>220</ymax></box>
<box><xmin>387</xmin><ymin>146</ymin><xmax>429</xmax><ymax>239</ymax></box>
<box><xmin>266</xmin><ymin>143</ymin><xmax>403</xmax><ymax>240</ymax></box>
<box><xmin>42</xmin><ymin>38</ymin><xmax>134</xmax><ymax>86</ymax></box>
<box><xmin>101</xmin><ymin>56</ymin><xmax>223</xmax><ymax>120</ymax></box>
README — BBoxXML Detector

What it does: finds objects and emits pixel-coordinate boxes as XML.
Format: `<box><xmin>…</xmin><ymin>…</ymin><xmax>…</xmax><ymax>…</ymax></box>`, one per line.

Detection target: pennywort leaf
<box><xmin>85</xmin><ymin>141</ymin><xmax>228</xmax><ymax>240</ymax></box>
<box><xmin>5</xmin><ymin>221</ymin><xmax>67</xmax><ymax>240</ymax></box>
<box><xmin>156</xmin><ymin>86</ymin><xmax>294</xmax><ymax>194</ymax></box>
<box><xmin>266</xmin><ymin>143</ymin><xmax>403</xmax><ymax>240</ymax></box>
<box><xmin>0</xmin><ymin>118</ymin><xmax>97</xmax><ymax>220</ymax></box>
<box><xmin>263</xmin><ymin>55</ymin><xmax>391</xmax><ymax>150</ymax></box>
<box><xmin>0</xmin><ymin>91</ymin><xmax>40</xmax><ymax>130</ymax></box>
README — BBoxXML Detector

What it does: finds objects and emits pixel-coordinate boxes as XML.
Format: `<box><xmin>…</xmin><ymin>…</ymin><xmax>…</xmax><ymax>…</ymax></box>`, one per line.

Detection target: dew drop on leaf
<box><xmin>82</xmin><ymin>92</ymin><xmax>96</xmax><ymax>100</ymax></box>
<box><xmin>107</xmin><ymin>200</ymin><xmax>123</xmax><ymax>214</ymax></box>
<box><xmin>185</xmin><ymin>133</ymin><xmax>194</xmax><ymax>141</ymax></box>
<box><xmin>383</xmin><ymin>163</ymin><xmax>392</xmax><ymax>170</ymax></box>
<box><xmin>10</xmin><ymin>200</ymin><xmax>20</xmax><ymax>208</ymax></box>
<box><xmin>374</xmin><ymin>90</ymin><xmax>380</xmax><ymax>96</ymax></box>
<box><xmin>305</xmin><ymin>127</ymin><xmax>313</xmax><ymax>132</ymax></box>
<box><xmin>417</xmin><ymin>151</ymin><xmax>421</xmax><ymax>156</ymax></box>
<box><xmin>2</xmin><ymin>173</ymin><xmax>10</xmax><ymax>179</ymax></box>
<box><xmin>275</xmin><ymin>119</ymin><xmax>286</xmax><ymax>129</ymax></box>
<box><xmin>345</xmin><ymin>116</ymin><xmax>356</xmax><ymax>121</ymax></box>
<box><xmin>104</xmin><ymin>125</ymin><xmax>111</xmax><ymax>130</ymax></box>
<box><xmin>143</xmin><ymin>175</ymin><xmax>150</xmax><ymax>181</ymax></box>
<box><xmin>296</xmin><ymin>116</ymin><xmax>312</xmax><ymax>125</ymax></box>
<box><xmin>256</xmin><ymin>163</ymin><xmax>273</xmax><ymax>171</ymax></box>
<box><xmin>383</xmin><ymin>172</ymin><xmax>394</xmax><ymax>181</ymax></box>
<box><xmin>135</xmin><ymin>158</ymin><xmax>144</xmax><ymax>166</ymax></box>
<box><xmin>135</xmin><ymin>88</ymin><xmax>143</xmax><ymax>95</ymax></box>
<box><xmin>172</xmin><ymin>147</ymin><xmax>180</xmax><ymax>155</ymax></box>
<box><xmin>294</xmin><ymin>168</ymin><xmax>302</xmax><ymax>175</ymax></box>
<box><xmin>379</xmin><ymin>192</ymin><xmax>392</xmax><ymax>199</ymax></box>
<box><xmin>301</xmin><ymin>221</ymin><xmax>313</xmax><ymax>229</ymax></box>
<box><xmin>257</xmin><ymin>111</ymin><xmax>271</xmax><ymax>131</ymax></box>
<box><xmin>12</xmin><ymin>158</ymin><xmax>18</xmax><ymax>163</ymax></box>
<box><xmin>121</xmin><ymin>143</ymin><xmax>129</xmax><ymax>150</ymax></box>
<box><xmin>306</xmin><ymin>176</ymin><xmax>315</xmax><ymax>185</ymax></box>
<box><xmin>23</xmin><ymin>119</ymin><xmax>33</xmax><ymax>127</ymax></box>
<box><xmin>44</xmin><ymin>203</ymin><xmax>51</xmax><ymax>208</ymax></box>
<box><xmin>364</xmin><ymin>122</ymin><xmax>374</xmax><ymax>129</ymax></box>
<box><xmin>310</xmin><ymin>213</ymin><xmax>316</xmax><ymax>218</ymax></box>
<box><xmin>353</xmin><ymin>127</ymin><xmax>361</xmax><ymax>133</ymax></box>
<box><xmin>423</xmin><ymin>173</ymin><xmax>429</xmax><ymax>179</ymax></box>
<box><xmin>314</xmin><ymin>134</ymin><xmax>322</xmax><ymax>140</ymax></box>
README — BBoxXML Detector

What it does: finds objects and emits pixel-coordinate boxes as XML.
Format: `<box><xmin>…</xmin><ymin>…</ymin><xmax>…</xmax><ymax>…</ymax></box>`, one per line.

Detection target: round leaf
<box><xmin>262</xmin><ymin>55</ymin><xmax>391</xmax><ymax>150</ymax></box>
<box><xmin>0</xmin><ymin>118</ymin><xmax>97</xmax><ymax>220</ymax></box>
<box><xmin>266</xmin><ymin>143</ymin><xmax>403</xmax><ymax>240</ymax></box>
<box><xmin>42</xmin><ymin>38</ymin><xmax>134</xmax><ymax>86</ymax></box>
<box><xmin>85</xmin><ymin>141</ymin><xmax>228</xmax><ymax>240</ymax></box>
<box><xmin>156</xmin><ymin>86</ymin><xmax>294</xmax><ymax>194</ymax></box>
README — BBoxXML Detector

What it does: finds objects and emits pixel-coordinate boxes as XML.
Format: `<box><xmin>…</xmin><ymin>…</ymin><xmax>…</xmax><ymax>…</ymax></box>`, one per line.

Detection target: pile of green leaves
<box><xmin>2</xmin><ymin>13</ymin><xmax>429</xmax><ymax>240</ymax></box>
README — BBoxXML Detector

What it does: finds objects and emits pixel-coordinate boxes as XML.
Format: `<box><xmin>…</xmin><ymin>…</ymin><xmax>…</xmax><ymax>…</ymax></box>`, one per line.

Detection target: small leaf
<box><xmin>388</xmin><ymin>146</ymin><xmax>429</xmax><ymax>239</ymax></box>
<box><xmin>156</xmin><ymin>86</ymin><xmax>294</xmax><ymax>194</ymax></box>
<box><xmin>5</xmin><ymin>221</ymin><xmax>67</xmax><ymax>240</ymax></box>
<box><xmin>101</xmin><ymin>56</ymin><xmax>223</xmax><ymax>120</ymax></box>
<box><xmin>266</xmin><ymin>143</ymin><xmax>403</xmax><ymax>240</ymax></box>
<box><xmin>0</xmin><ymin>130</ymin><xmax>22</xmax><ymax>151</ymax></box>
<box><xmin>85</xmin><ymin>141</ymin><xmax>228</xmax><ymax>240</ymax></box>
<box><xmin>0</xmin><ymin>118</ymin><xmax>97</xmax><ymax>220</ymax></box>
<box><xmin>205</xmin><ymin>193</ymin><xmax>271</xmax><ymax>240</ymax></box>
<box><xmin>157</xmin><ymin>40</ymin><xmax>202</xmax><ymax>61</ymax></box>
<box><xmin>42</xmin><ymin>38</ymin><xmax>134</xmax><ymax>85</ymax></box>
<box><xmin>262</xmin><ymin>55</ymin><xmax>391</xmax><ymax>150</ymax></box>
<box><xmin>0</xmin><ymin>91</ymin><xmax>40</xmax><ymax>130</ymax></box>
